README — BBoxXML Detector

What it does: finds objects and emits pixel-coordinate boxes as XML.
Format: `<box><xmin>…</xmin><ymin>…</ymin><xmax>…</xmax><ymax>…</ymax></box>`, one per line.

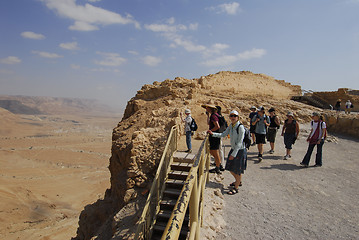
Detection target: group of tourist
<box><xmin>181</xmin><ymin>104</ymin><xmax>327</xmax><ymax>195</ymax></box>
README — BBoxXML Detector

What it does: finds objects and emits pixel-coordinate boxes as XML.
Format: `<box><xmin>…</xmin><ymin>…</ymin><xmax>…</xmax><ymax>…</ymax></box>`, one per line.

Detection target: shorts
<box><xmin>255</xmin><ymin>133</ymin><xmax>266</xmax><ymax>144</ymax></box>
<box><xmin>266</xmin><ymin>128</ymin><xmax>277</xmax><ymax>143</ymax></box>
<box><xmin>250</xmin><ymin>124</ymin><xmax>256</xmax><ymax>134</ymax></box>
<box><xmin>209</xmin><ymin>135</ymin><xmax>220</xmax><ymax>150</ymax></box>
<box><xmin>284</xmin><ymin>133</ymin><xmax>296</xmax><ymax>149</ymax></box>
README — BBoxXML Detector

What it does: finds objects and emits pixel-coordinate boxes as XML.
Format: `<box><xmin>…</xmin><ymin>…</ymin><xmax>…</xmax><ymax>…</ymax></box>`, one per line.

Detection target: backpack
<box><xmin>190</xmin><ymin>118</ymin><xmax>198</xmax><ymax>131</ymax></box>
<box><xmin>236</xmin><ymin>123</ymin><xmax>251</xmax><ymax>149</ymax></box>
<box><xmin>216</xmin><ymin>113</ymin><xmax>228</xmax><ymax>133</ymax></box>
<box><xmin>350</xmin><ymin>104</ymin><xmax>354</xmax><ymax>108</ymax></box>
<box><xmin>311</xmin><ymin>120</ymin><xmax>327</xmax><ymax>139</ymax></box>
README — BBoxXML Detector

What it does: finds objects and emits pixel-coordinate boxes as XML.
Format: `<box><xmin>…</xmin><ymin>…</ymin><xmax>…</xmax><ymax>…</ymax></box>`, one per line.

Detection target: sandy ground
<box><xmin>192</xmin><ymin>124</ymin><xmax>359</xmax><ymax>240</ymax></box>
<box><xmin>0</xmin><ymin>114</ymin><xmax>119</xmax><ymax>240</ymax></box>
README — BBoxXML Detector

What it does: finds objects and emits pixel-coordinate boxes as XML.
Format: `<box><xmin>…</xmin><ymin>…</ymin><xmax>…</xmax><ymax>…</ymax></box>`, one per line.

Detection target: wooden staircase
<box><xmin>150</xmin><ymin>152</ymin><xmax>196</xmax><ymax>240</ymax></box>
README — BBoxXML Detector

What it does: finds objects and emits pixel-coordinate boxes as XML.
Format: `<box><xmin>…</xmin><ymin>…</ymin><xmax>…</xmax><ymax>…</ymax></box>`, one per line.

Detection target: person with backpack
<box><xmin>202</xmin><ymin>104</ymin><xmax>224</xmax><ymax>174</ymax></box>
<box><xmin>252</xmin><ymin>106</ymin><xmax>270</xmax><ymax>162</ymax></box>
<box><xmin>248</xmin><ymin>106</ymin><xmax>257</xmax><ymax>146</ymax></box>
<box><xmin>207</xmin><ymin>110</ymin><xmax>247</xmax><ymax>195</ymax></box>
<box><xmin>345</xmin><ymin>100</ymin><xmax>352</xmax><ymax>114</ymax></box>
<box><xmin>180</xmin><ymin>109</ymin><xmax>193</xmax><ymax>153</ymax></box>
<box><xmin>216</xmin><ymin>106</ymin><xmax>227</xmax><ymax>166</ymax></box>
<box><xmin>267</xmin><ymin>107</ymin><xmax>281</xmax><ymax>154</ymax></box>
<box><xmin>300</xmin><ymin>112</ymin><xmax>327</xmax><ymax>167</ymax></box>
<box><xmin>281</xmin><ymin>112</ymin><xmax>300</xmax><ymax>160</ymax></box>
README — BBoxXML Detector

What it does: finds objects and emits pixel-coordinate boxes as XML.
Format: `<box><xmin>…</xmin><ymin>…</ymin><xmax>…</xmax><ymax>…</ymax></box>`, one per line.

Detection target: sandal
<box><xmin>227</xmin><ymin>188</ymin><xmax>239</xmax><ymax>195</ymax></box>
<box><xmin>229</xmin><ymin>182</ymin><xmax>242</xmax><ymax>187</ymax></box>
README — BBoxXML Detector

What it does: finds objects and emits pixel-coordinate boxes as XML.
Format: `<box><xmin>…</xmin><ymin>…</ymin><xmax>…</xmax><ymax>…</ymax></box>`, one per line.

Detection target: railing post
<box><xmin>189</xmin><ymin>175</ymin><xmax>199</xmax><ymax>239</ymax></box>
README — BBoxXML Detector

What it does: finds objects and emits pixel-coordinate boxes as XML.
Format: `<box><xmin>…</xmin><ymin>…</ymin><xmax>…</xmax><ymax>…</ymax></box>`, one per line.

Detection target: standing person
<box><xmin>208</xmin><ymin>110</ymin><xmax>247</xmax><ymax>195</ymax></box>
<box><xmin>180</xmin><ymin>109</ymin><xmax>193</xmax><ymax>153</ymax></box>
<box><xmin>216</xmin><ymin>106</ymin><xmax>225</xmax><ymax>165</ymax></box>
<box><xmin>252</xmin><ymin>106</ymin><xmax>270</xmax><ymax>161</ymax></box>
<box><xmin>345</xmin><ymin>100</ymin><xmax>352</xmax><ymax>114</ymax></box>
<box><xmin>267</xmin><ymin>107</ymin><xmax>281</xmax><ymax>154</ymax></box>
<box><xmin>201</xmin><ymin>104</ymin><xmax>224</xmax><ymax>174</ymax></box>
<box><xmin>281</xmin><ymin>112</ymin><xmax>300</xmax><ymax>160</ymax></box>
<box><xmin>300</xmin><ymin>112</ymin><xmax>327</xmax><ymax>167</ymax></box>
<box><xmin>335</xmin><ymin>99</ymin><xmax>341</xmax><ymax>113</ymax></box>
<box><xmin>248</xmin><ymin>106</ymin><xmax>257</xmax><ymax>146</ymax></box>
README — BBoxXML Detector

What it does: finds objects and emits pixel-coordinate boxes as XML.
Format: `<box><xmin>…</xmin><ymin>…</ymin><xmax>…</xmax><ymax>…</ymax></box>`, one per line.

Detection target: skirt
<box><xmin>225</xmin><ymin>148</ymin><xmax>247</xmax><ymax>175</ymax></box>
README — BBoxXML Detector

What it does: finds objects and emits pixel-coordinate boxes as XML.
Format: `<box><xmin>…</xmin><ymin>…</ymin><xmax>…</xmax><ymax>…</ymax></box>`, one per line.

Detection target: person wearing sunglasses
<box><xmin>207</xmin><ymin>110</ymin><xmax>247</xmax><ymax>195</ymax></box>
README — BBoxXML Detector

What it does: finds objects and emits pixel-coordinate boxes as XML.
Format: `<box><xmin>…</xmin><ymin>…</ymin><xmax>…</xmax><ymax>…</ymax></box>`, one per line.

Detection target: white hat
<box><xmin>185</xmin><ymin>109</ymin><xmax>191</xmax><ymax>114</ymax></box>
<box><xmin>230</xmin><ymin>110</ymin><xmax>239</xmax><ymax>116</ymax></box>
<box><xmin>250</xmin><ymin>106</ymin><xmax>256</xmax><ymax>110</ymax></box>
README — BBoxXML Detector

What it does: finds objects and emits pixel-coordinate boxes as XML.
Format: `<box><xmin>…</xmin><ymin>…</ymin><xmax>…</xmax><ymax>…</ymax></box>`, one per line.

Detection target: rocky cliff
<box><xmin>73</xmin><ymin>71</ymin><xmax>321</xmax><ymax>240</ymax></box>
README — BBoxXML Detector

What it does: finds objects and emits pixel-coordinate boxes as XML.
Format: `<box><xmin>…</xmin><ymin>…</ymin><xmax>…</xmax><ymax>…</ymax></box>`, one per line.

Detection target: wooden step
<box><xmin>173</xmin><ymin>151</ymin><xmax>196</xmax><ymax>163</ymax></box>
<box><xmin>165</xmin><ymin>179</ymin><xmax>185</xmax><ymax>189</ymax></box>
<box><xmin>168</xmin><ymin>170</ymin><xmax>189</xmax><ymax>181</ymax></box>
<box><xmin>163</xmin><ymin>188</ymin><xmax>182</xmax><ymax>198</ymax></box>
<box><xmin>170</xmin><ymin>161</ymin><xmax>192</xmax><ymax>172</ymax></box>
<box><xmin>157</xmin><ymin>210</ymin><xmax>190</xmax><ymax>224</ymax></box>
<box><xmin>160</xmin><ymin>198</ymin><xmax>177</xmax><ymax>211</ymax></box>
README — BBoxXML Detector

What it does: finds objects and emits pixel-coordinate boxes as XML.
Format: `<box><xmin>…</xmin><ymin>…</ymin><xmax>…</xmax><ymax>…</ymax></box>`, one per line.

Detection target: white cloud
<box><xmin>88</xmin><ymin>0</ymin><xmax>101</xmax><ymax>2</ymax></box>
<box><xmin>0</xmin><ymin>56</ymin><xmax>22</xmax><ymax>64</ymax></box>
<box><xmin>71</xmin><ymin>64</ymin><xmax>81</xmax><ymax>69</ymax></box>
<box><xmin>189</xmin><ymin>23</ymin><xmax>198</xmax><ymax>31</ymax></box>
<box><xmin>144</xmin><ymin>23</ymin><xmax>187</xmax><ymax>33</ymax></box>
<box><xmin>201</xmin><ymin>48</ymin><xmax>266</xmax><ymax>67</ymax></box>
<box><xmin>21</xmin><ymin>31</ymin><xmax>46</xmax><ymax>40</ymax></box>
<box><xmin>59</xmin><ymin>41</ymin><xmax>79</xmax><ymax>50</ymax></box>
<box><xmin>142</xmin><ymin>55</ymin><xmax>162</xmax><ymax>67</ymax></box>
<box><xmin>168</xmin><ymin>34</ymin><xmax>206</xmax><ymax>52</ymax></box>
<box><xmin>32</xmin><ymin>51</ymin><xmax>63</xmax><ymax>58</ymax></box>
<box><xmin>91</xmin><ymin>67</ymin><xmax>120</xmax><ymax>73</ymax></box>
<box><xmin>40</xmin><ymin>0</ymin><xmax>140</xmax><ymax>31</ymax></box>
<box><xmin>128</xmin><ymin>50</ymin><xmax>139</xmax><ymax>55</ymax></box>
<box><xmin>94</xmin><ymin>52</ymin><xmax>126</xmax><ymax>67</ymax></box>
<box><xmin>208</xmin><ymin>2</ymin><xmax>241</xmax><ymax>15</ymax></box>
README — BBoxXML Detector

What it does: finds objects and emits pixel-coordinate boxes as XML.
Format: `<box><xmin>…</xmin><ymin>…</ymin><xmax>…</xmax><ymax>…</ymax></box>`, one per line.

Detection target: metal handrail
<box><xmin>134</xmin><ymin>125</ymin><xmax>178</xmax><ymax>240</ymax></box>
<box><xmin>161</xmin><ymin>135</ymin><xmax>210</xmax><ymax>240</ymax></box>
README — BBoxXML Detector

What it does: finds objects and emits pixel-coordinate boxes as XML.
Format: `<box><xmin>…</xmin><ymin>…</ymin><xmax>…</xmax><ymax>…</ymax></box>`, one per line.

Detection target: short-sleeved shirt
<box><xmin>310</xmin><ymin>121</ymin><xmax>326</xmax><ymax>140</ymax></box>
<box><xmin>209</xmin><ymin>113</ymin><xmax>219</xmax><ymax>132</ymax></box>
<box><xmin>252</xmin><ymin>114</ymin><xmax>270</xmax><ymax>134</ymax></box>
<box><xmin>249</xmin><ymin>112</ymin><xmax>257</xmax><ymax>123</ymax></box>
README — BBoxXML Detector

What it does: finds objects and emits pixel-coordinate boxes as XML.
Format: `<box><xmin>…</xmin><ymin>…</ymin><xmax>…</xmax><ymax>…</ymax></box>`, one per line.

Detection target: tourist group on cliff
<box><xmin>181</xmin><ymin>104</ymin><xmax>327</xmax><ymax>195</ymax></box>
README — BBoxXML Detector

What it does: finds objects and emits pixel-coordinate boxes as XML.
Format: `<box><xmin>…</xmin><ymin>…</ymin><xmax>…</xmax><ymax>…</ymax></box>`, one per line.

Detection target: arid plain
<box><xmin>0</xmin><ymin>109</ymin><xmax>120</xmax><ymax>240</ymax></box>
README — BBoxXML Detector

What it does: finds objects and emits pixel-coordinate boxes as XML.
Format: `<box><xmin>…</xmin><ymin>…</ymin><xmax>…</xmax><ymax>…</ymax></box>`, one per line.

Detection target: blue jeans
<box><xmin>186</xmin><ymin>131</ymin><xmax>192</xmax><ymax>150</ymax></box>
<box><xmin>302</xmin><ymin>139</ymin><xmax>324</xmax><ymax>166</ymax></box>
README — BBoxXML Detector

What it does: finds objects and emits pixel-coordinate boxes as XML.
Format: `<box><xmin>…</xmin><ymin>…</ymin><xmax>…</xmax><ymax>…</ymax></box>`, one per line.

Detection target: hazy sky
<box><xmin>1</xmin><ymin>0</ymin><xmax>359</xmax><ymax>110</ymax></box>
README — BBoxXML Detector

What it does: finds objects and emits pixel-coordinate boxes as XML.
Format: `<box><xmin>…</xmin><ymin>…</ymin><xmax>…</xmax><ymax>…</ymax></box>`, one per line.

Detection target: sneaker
<box><xmin>269</xmin><ymin>150</ymin><xmax>274</xmax><ymax>154</ymax></box>
<box><xmin>284</xmin><ymin>155</ymin><xmax>288</xmax><ymax>160</ymax></box>
<box><xmin>258</xmin><ymin>154</ymin><xmax>263</xmax><ymax>162</ymax></box>
<box><xmin>219</xmin><ymin>164</ymin><xmax>225</xmax><ymax>171</ymax></box>
<box><xmin>209</xmin><ymin>167</ymin><xmax>221</xmax><ymax>174</ymax></box>
<box><xmin>300</xmin><ymin>162</ymin><xmax>308</xmax><ymax>168</ymax></box>
<box><xmin>288</xmin><ymin>155</ymin><xmax>292</xmax><ymax>158</ymax></box>
<box><xmin>251</xmin><ymin>142</ymin><xmax>256</xmax><ymax>146</ymax></box>
<box><xmin>314</xmin><ymin>164</ymin><xmax>322</xmax><ymax>167</ymax></box>
<box><xmin>185</xmin><ymin>149</ymin><xmax>192</xmax><ymax>153</ymax></box>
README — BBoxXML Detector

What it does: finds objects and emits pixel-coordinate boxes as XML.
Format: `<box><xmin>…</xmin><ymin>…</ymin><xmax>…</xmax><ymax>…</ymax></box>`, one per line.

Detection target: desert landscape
<box><xmin>1</xmin><ymin>71</ymin><xmax>358</xmax><ymax>240</ymax></box>
<box><xmin>0</xmin><ymin>98</ymin><xmax>120</xmax><ymax>240</ymax></box>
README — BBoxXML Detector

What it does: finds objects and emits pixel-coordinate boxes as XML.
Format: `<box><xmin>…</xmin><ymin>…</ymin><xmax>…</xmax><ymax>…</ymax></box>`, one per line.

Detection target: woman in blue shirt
<box><xmin>208</xmin><ymin>110</ymin><xmax>247</xmax><ymax>195</ymax></box>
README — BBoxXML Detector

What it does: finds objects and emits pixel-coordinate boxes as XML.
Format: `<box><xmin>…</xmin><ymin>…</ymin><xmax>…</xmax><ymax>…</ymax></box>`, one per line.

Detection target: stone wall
<box><xmin>324</xmin><ymin>112</ymin><xmax>359</xmax><ymax>138</ymax></box>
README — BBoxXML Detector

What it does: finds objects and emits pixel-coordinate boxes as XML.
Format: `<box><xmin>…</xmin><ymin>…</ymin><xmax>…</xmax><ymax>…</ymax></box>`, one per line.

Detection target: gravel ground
<box><xmin>203</xmin><ymin>124</ymin><xmax>359</xmax><ymax>240</ymax></box>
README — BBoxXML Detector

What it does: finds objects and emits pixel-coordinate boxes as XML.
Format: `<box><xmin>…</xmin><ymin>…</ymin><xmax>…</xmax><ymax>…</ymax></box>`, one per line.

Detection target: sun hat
<box><xmin>312</xmin><ymin>112</ymin><xmax>320</xmax><ymax>117</ymax></box>
<box><xmin>258</xmin><ymin>106</ymin><xmax>265</xmax><ymax>111</ymax></box>
<box><xmin>201</xmin><ymin>104</ymin><xmax>217</xmax><ymax>109</ymax></box>
<box><xmin>185</xmin><ymin>109</ymin><xmax>191</xmax><ymax>114</ymax></box>
<box><xmin>287</xmin><ymin>111</ymin><xmax>294</xmax><ymax>117</ymax></box>
<box><xmin>250</xmin><ymin>106</ymin><xmax>257</xmax><ymax>110</ymax></box>
<box><xmin>269</xmin><ymin>107</ymin><xmax>275</xmax><ymax>112</ymax></box>
<box><xmin>230</xmin><ymin>110</ymin><xmax>239</xmax><ymax>116</ymax></box>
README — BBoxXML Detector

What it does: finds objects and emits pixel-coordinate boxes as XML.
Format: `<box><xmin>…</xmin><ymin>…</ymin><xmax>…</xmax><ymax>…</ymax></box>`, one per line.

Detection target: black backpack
<box><xmin>236</xmin><ymin>123</ymin><xmax>251</xmax><ymax>149</ymax></box>
<box><xmin>217</xmin><ymin>114</ymin><xmax>228</xmax><ymax>133</ymax></box>
<box><xmin>190</xmin><ymin>118</ymin><xmax>198</xmax><ymax>131</ymax></box>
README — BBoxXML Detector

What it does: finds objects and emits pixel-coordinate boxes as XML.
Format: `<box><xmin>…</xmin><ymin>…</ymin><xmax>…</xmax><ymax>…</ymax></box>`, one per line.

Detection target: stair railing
<box><xmin>161</xmin><ymin>135</ymin><xmax>210</xmax><ymax>240</ymax></box>
<box><xmin>134</xmin><ymin>125</ymin><xmax>178</xmax><ymax>240</ymax></box>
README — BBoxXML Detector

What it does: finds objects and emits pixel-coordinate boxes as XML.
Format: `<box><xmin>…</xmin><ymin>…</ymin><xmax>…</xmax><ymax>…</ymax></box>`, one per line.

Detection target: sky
<box><xmin>1</xmin><ymin>0</ymin><xmax>359</xmax><ymax>110</ymax></box>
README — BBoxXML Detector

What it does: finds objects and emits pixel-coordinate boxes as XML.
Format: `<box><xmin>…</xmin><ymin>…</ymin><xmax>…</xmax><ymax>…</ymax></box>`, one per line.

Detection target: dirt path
<box><xmin>200</xmin><ymin>124</ymin><xmax>359</xmax><ymax>240</ymax></box>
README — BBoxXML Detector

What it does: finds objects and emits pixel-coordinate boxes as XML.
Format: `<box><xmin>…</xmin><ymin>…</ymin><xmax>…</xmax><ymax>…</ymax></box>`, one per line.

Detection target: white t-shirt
<box><xmin>309</xmin><ymin>121</ymin><xmax>327</xmax><ymax>139</ymax></box>
<box><xmin>184</xmin><ymin>115</ymin><xmax>192</xmax><ymax>132</ymax></box>
<box><xmin>346</xmin><ymin>101</ymin><xmax>352</xmax><ymax>109</ymax></box>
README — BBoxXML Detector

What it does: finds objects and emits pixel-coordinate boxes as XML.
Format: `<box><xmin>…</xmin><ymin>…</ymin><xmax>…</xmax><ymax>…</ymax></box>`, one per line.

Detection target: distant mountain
<box><xmin>0</xmin><ymin>95</ymin><xmax>115</xmax><ymax>115</ymax></box>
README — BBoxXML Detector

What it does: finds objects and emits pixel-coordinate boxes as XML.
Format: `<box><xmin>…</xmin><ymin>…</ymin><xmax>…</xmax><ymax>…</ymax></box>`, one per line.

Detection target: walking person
<box><xmin>252</xmin><ymin>106</ymin><xmax>270</xmax><ymax>162</ymax></box>
<box><xmin>267</xmin><ymin>107</ymin><xmax>281</xmax><ymax>154</ymax></box>
<box><xmin>281</xmin><ymin>112</ymin><xmax>300</xmax><ymax>160</ymax></box>
<box><xmin>335</xmin><ymin>99</ymin><xmax>341</xmax><ymax>115</ymax></box>
<box><xmin>248</xmin><ymin>106</ymin><xmax>257</xmax><ymax>146</ymax></box>
<box><xmin>345</xmin><ymin>100</ymin><xmax>352</xmax><ymax>114</ymax></box>
<box><xmin>180</xmin><ymin>109</ymin><xmax>193</xmax><ymax>153</ymax></box>
<box><xmin>208</xmin><ymin>110</ymin><xmax>247</xmax><ymax>195</ymax></box>
<box><xmin>300</xmin><ymin>112</ymin><xmax>327</xmax><ymax>167</ymax></box>
<box><xmin>201</xmin><ymin>104</ymin><xmax>224</xmax><ymax>174</ymax></box>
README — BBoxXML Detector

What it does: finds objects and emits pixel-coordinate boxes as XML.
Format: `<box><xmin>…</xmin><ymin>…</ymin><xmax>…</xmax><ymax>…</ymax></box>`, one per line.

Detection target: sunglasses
<box><xmin>229</xmin><ymin>115</ymin><xmax>238</xmax><ymax>117</ymax></box>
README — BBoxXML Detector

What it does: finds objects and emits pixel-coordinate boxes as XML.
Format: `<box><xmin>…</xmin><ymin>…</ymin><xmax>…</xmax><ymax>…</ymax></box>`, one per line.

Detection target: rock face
<box><xmin>324</xmin><ymin>112</ymin><xmax>359</xmax><ymax>138</ymax></box>
<box><xmin>73</xmin><ymin>71</ymin><xmax>322</xmax><ymax>240</ymax></box>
